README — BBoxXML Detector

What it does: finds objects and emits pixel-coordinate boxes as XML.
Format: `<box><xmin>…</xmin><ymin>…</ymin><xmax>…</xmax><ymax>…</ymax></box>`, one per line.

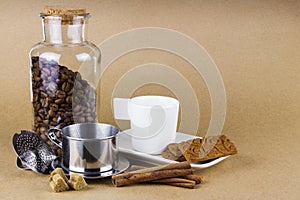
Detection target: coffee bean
<box><xmin>31</xmin><ymin>56</ymin><xmax>97</xmax><ymax>156</ymax></box>
<box><xmin>62</xmin><ymin>82</ymin><xmax>71</xmax><ymax>92</ymax></box>
<box><xmin>50</xmin><ymin>121</ymin><xmax>57</xmax><ymax>126</ymax></box>
<box><xmin>61</xmin><ymin>104</ymin><xmax>70</xmax><ymax>109</ymax></box>
<box><xmin>47</xmin><ymin>82</ymin><xmax>57</xmax><ymax>93</ymax></box>
<box><xmin>76</xmin><ymin>90</ymin><xmax>85</xmax><ymax>99</ymax></box>
<box><xmin>40</xmin><ymin>91</ymin><xmax>48</xmax><ymax>98</ymax></box>
<box><xmin>77</xmin><ymin>117</ymin><xmax>85</xmax><ymax>123</ymax></box>
<box><xmin>74</xmin><ymin>81</ymin><xmax>82</xmax><ymax>90</ymax></box>
<box><xmin>66</xmin><ymin>96</ymin><xmax>72</xmax><ymax>104</ymax></box>
<box><xmin>40</xmin><ymin>133</ymin><xmax>47</xmax><ymax>141</ymax></box>
<box><xmin>74</xmin><ymin>109</ymin><xmax>84</xmax><ymax>116</ymax></box>
<box><xmin>36</xmin><ymin>116</ymin><xmax>43</xmax><ymax>123</ymax></box>
<box><xmin>40</xmin><ymin>73</ymin><xmax>47</xmax><ymax>81</ymax></box>
<box><xmin>40</xmin><ymin>126</ymin><xmax>47</xmax><ymax>133</ymax></box>
<box><xmin>47</xmin><ymin>140</ymin><xmax>53</xmax><ymax>147</ymax></box>
<box><xmin>56</xmin><ymin>78</ymin><xmax>63</xmax><ymax>86</ymax></box>
<box><xmin>52</xmin><ymin>117</ymin><xmax>57</xmax><ymax>122</ymax></box>
<box><xmin>48</xmin><ymin>91</ymin><xmax>56</xmax><ymax>98</ymax></box>
<box><xmin>33</xmin><ymin>102</ymin><xmax>40</xmax><ymax>111</ymax></box>
<box><xmin>64</xmin><ymin>118</ymin><xmax>72</xmax><ymax>123</ymax></box>
<box><xmin>47</xmin><ymin>76</ymin><xmax>54</xmax><ymax>82</ymax></box>
<box><xmin>73</xmin><ymin>105</ymin><xmax>80</xmax><ymax>112</ymax></box>
<box><xmin>56</xmin><ymin>90</ymin><xmax>66</xmax><ymax>99</ymax></box>
<box><xmin>33</xmin><ymin>94</ymin><xmax>39</xmax><ymax>102</ymax></box>
<box><xmin>59</xmin><ymin>122</ymin><xmax>66</xmax><ymax>127</ymax></box>
<box><xmin>68</xmin><ymin>78</ymin><xmax>74</xmax><ymax>85</ymax></box>
<box><xmin>50</xmin><ymin>103</ymin><xmax>58</xmax><ymax>111</ymax></box>
<box><xmin>38</xmin><ymin>108</ymin><xmax>46</xmax><ymax>116</ymax></box>
<box><xmin>54</xmin><ymin>99</ymin><xmax>64</xmax><ymax>104</ymax></box>
<box><xmin>87</xmin><ymin>116</ymin><xmax>95</xmax><ymax>122</ymax></box>
<box><xmin>57</xmin><ymin>148</ymin><xmax>62</xmax><ymax>156</ymax></box>
<box><xmin>41</xmin><ymin>67</ymin><xmax>50</xmax><ymax>75</ymax></box>
<box><xmin>34</xmin><ymin>76</ymin><xmax>41</xmax><ymax>82</ymax></box>
<box><xmin>73</xmin><ymin>96</ymin><xmax>79</xmax><ymax>104</ymax></box>
<box><xmin>48</xmin><ymin>109</ymin><xmax>55</xmax><ymax>117</ymax></box>
<box><xmin>40</xmin><ymin>98</ymin><xmax>49</xmax><ymax>107</ymax></box>
<box><xmin>56</xmin><ymin>131</ymin><xmax>61</xmax><ymax>138</ymax></box>
<box><xmin>60</xmin><ymin>73</ymin><xmax>68</xmax><ymax>80</ymax></box>
<box><xmin>56</xmin><ymin>111</ymin><xmax>64</xmax><ymax>116</ymax></box>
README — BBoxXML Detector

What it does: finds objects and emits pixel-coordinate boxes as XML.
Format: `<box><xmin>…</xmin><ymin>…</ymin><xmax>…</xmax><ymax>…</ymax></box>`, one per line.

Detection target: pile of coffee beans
<box><xmin>31</xmin><ymin>56</ymin><xmax>97</xmax><ymax>155</ymax></box>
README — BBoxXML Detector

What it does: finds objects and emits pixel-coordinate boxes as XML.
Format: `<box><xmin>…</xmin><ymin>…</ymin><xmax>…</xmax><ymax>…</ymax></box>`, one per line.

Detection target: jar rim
<box><xmin>42</xmin><ymin>6</ymin><xmax>87</xmax><ymax>15</ymax></box>
<box><xmin>40</xmin><ymin>12</ymin><xmax>90</xmax><ymax>25</ymax></box>
<box><xmin>40</xmin><ymin>13</ymin><xmax>90</xmax><ymax>18</ymax></box>
<box><xmin>40</xmin><ymin>6</ymin><xmax>90</xmax><ymax>24</ymax></box>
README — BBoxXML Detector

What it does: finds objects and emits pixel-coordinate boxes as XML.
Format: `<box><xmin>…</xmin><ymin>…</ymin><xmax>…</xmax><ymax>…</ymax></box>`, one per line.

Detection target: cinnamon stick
<box><xmin>155</xmin><ymin>182</ymin><xmax>196</xmax><ymax>189</ymax></box>
<box><xmin>112</xmin><ymin>168</ymin><xmax>193</xmax><ymax>187</ymax></box>
<box><xmin>112</xmin><ymin>162</ymin><xmax>193</xmax><ymax>187</ymax></box>
<box><xmin>152</xmin><ymin>178</ymin><xmax>196</xmax><ymax>189</ymax></box>
<box><xmin>184</xmin><ymin>174</ymin><xmax>203</xmax><ymax>184</ymax></box>
<box><xmin>153</xmin><ymin>177</ymin><xmax>196</xmax><ymax>184</ymax></box>
<box><xmin>129</xmin><ymin>165</ymin><xmax>203</xmax><ymax>184</ymax></box>
<box><xmin>128</xmin><ymin>161</ymin><xmax>191</xmax><ymax>173</ymax></box>
<box><xmin>129</xmin><ymin>165</ymin><xmax>148</xmax><ymax>171</ymax></box>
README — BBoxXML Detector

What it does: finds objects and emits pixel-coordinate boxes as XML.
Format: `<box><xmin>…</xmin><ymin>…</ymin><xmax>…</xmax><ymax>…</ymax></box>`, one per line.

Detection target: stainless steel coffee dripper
<box><xmin>47</xmin><ymin>123</ymin><xmax>119</xmax><ymax>174</ymax></box>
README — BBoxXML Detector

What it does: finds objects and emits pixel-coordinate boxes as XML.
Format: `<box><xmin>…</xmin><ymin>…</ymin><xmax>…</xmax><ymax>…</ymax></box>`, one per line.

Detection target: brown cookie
<box><xmin>179</xmin><ymin>138</ymin><xmax>202</xmax><ymax>162</ymax></box>
<box><xmin>176</xmin><ymin>155</ymin><xmax>187</xmax><ymax>162</ymax></box>
<box><xmin>178</xmin><ymin>138</ymin><xmax>202</xmax><ymax>153</ymax></box>
<box><xmin>161</xmin><ymin>149</ymin><xmax>178</xmax><ymax>161</ymax></box>
<box><xmin>183</xmin><ymin>135</ymin><xmax>238</xmax><ymax>162</ymax></box>
<box><xmin>167</xmin><ymin>143</ymin><xmax>181</xmax><ymax>157</ymax></box>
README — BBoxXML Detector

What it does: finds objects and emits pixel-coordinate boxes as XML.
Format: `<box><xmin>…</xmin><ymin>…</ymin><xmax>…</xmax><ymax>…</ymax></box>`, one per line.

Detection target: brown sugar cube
<box><xmin>48</xmin><ymin>168</ymin><xmax>68</xmax><ymax>183</ymax></box>
<box><xmin>68</xmin><ymin>173</ymin><xmax>88</xmax><ymax>191</ymax></box>
<box><xmin>49</xmin><ymin>174</ymin><xmax>69</xmax><ymax>193</ymax></box>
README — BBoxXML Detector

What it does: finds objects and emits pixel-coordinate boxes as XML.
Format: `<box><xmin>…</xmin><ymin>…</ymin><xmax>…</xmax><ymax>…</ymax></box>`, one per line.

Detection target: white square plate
<box><xmin>119</xmin><ymin>130</ymin><xmax>230</xmax><ymax>169</ymax></box>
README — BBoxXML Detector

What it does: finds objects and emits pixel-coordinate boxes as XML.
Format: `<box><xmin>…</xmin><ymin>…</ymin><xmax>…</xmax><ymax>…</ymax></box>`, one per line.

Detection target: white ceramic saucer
<box><xmin>119</xmin><ymin>130</ymin><xmax>230</xmax><ymax>169</ymax></box>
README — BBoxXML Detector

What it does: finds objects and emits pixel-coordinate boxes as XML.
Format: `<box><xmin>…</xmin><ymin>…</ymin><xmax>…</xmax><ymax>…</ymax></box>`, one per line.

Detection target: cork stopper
<box><xmin>42</xmin><ymin>6</ymin><xmax>89</xmax><ymax>25</ymax></box>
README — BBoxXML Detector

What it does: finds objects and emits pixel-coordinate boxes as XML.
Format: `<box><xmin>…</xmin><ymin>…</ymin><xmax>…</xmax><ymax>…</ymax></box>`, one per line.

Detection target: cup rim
<box><xmin>61</xmin><ymin>123</ymin><xmax>119</xmax><ymax>141</ymax></box>
<box><xmin>130</xmin><ymin>95</ymin><xmax>179</xmax><ymax>108</ymax></box>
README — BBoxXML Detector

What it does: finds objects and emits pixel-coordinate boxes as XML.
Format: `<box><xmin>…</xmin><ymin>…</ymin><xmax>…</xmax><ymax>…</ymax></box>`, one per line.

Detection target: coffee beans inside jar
<box><xmin>31</xmin><ymin>56</ymin><xmax>97</xmax><ymax>156</ymax></box>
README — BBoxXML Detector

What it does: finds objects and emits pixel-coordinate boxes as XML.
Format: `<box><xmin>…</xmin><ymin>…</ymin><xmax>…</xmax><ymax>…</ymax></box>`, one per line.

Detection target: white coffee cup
<box><xmin>113</xmin><ymin>96</ymin><xmax>179</xmax><ymax>154</ymax></box>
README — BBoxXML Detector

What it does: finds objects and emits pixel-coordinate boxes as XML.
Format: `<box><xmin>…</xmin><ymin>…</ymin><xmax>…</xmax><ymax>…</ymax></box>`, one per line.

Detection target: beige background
<box><xmin>0</xmin><ymin>0</ymin><xmax>299</xmax><ymax>199</ymax></box>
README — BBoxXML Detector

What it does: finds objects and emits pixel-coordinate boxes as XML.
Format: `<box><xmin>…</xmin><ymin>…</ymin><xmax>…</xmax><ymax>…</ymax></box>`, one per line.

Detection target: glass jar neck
<box><xmin>42</xmin><ymin>15</ymin><xmax>88</xmax><ymax>44</ymax></box>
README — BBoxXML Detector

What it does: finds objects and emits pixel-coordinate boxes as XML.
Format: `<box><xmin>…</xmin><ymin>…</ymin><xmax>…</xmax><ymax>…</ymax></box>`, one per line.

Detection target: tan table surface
<box><xmin>1</xmin><ymin>0</ymin><xmax>300</xmax><ymax>199</ymax></box>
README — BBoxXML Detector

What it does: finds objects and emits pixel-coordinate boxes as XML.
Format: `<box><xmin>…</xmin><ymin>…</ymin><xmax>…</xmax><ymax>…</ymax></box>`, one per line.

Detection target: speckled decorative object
<box><xmin>12</xmin><ymin>130</ymin><xmax>56</xmax><ymax>174</ymax></box>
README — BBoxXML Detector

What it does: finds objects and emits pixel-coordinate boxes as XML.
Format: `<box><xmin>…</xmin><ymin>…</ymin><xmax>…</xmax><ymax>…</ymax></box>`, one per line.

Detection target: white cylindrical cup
<box><xmin>113</xmin><ymin>96</ymin><xmax>179</xmax><ymax>154</ymax></box>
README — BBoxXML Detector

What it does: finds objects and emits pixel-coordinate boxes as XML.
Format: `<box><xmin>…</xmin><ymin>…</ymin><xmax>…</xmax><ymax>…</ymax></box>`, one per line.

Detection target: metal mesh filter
<box><xmin>12</xmin><ymin>130</ymin><xmax>56</xmax><ymax>174</ymax></box>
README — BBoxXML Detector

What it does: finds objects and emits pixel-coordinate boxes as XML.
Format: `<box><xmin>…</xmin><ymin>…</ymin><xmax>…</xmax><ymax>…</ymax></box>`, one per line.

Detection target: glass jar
<box><xmin>29</xmin><ymin>7</ymin><xmax>101</xmax><ymax>156</ymax></box>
